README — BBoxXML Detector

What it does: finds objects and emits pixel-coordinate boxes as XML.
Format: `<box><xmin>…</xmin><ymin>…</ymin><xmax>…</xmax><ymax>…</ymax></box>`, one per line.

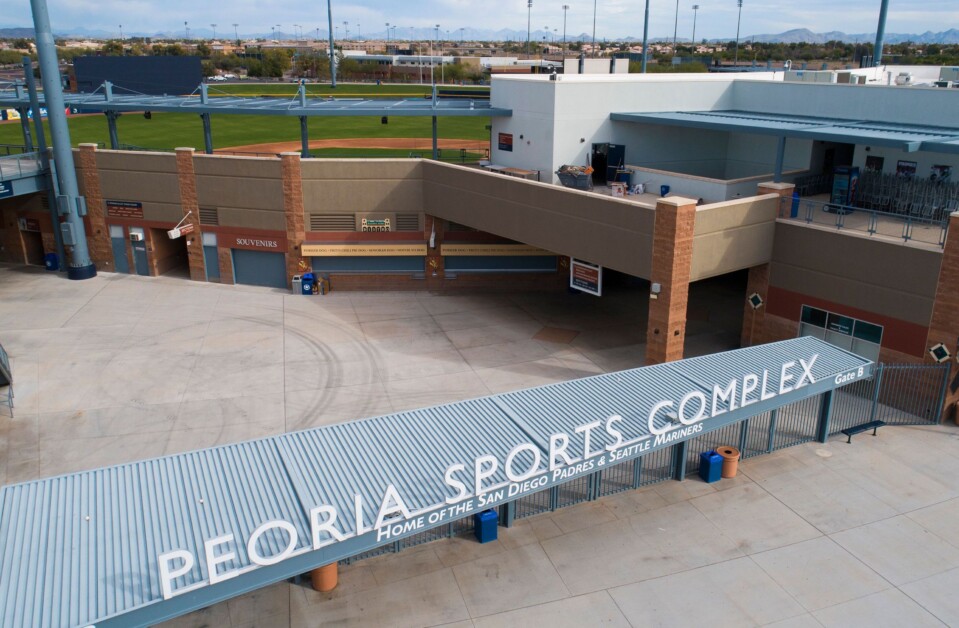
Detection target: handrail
<box><xmin>779</xmin><ymin>195</ymin><xmax>949</xmax><ymax>248</ymax></box>
<box><xmin>0</xmin><ymin>151</ymin><xmax>44</xmax><ymax>180</ymax></box>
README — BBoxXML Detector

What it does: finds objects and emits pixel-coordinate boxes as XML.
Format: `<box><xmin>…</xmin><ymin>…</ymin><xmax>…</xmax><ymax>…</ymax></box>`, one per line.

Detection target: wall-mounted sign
<box><xmin>896</xmin><ymin>160</ymin><xmax>917</xmax><ymax>178</ymax></box>
<box><xmin>224</xmin><ymin>234</ymin><xmax>283</xmax><ymax>251</ymax></box>
<box><xmin>156</xmin><ymin>352</ymin><xmax>848</xmax><ymax>600</ymax></box>
<box><xmin>167</xmin><ymin>223</ymin><xmax>195</xmax><ymax>240</ymax></box>
<box><xmin>357</xmin><ymin>215</ymin><xmax>394</xmax><ymax>232</ymax></box>
<box><xmin>106</xmin><ymin>200</ymin><xmax>144</xmax><ymax>219</ymax></box>
<box><xmin>0</xmin><ymin>181</ymin><xmax>13</xmax><ymax>199</ymax></box>
<box><xmin>18</xmin><ymin>217</ymin><xmax>41</xmax><ymax>232</ymax></box>
<box><xmin>440</xmin><ymin>244</ymin><xmax>552</xmax><ymax>256</ymax></box>
<box><xmin>498</xmin><ymin>132</ymin><xmax>513</xmax><ymax>152</ymax></box>
<box><xmin>302</xmin><ymin>243</ymin><xmax>427</xmax><ymax>257</ymax></box>
<box><xmin>570</xmin><ymin>258</ymin><xmax>602</xmax><ymax>296</ymax></box>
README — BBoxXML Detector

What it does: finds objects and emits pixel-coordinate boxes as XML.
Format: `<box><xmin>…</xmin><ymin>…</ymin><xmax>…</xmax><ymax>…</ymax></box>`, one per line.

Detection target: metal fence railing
<box><xmin>0</xmin><ymin>151</ymin><xmax>43</xmax><ymax>181</ymax></box>
<box><xmin>831</xmin><ymin>363</ymin><xmax>950</xmax><ymax>434</ymax></box>
<box><xmin>779</xmin><ymin>195</ymin><xmax>950</xmax><ymax>248</ymax></box>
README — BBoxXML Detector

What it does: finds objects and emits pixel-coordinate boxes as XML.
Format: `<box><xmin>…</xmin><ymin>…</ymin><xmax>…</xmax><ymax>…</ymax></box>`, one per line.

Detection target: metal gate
<box><xmin>831</xmin><ymin>363</ymin><xmax>949</xmax><ymax>434</ymax></box>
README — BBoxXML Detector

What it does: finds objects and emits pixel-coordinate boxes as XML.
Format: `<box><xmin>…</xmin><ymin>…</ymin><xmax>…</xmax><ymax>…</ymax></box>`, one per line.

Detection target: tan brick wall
<box><xmin>646</xmin><ymin>197</ymin><xmax>697</xmax><ymax>365</ymax></box>
<box><xmin>175</xmin><ymin>148</ymin><xmax>207</xmax><ymax>281</ymax></box>
<box><xmin>281</xmin><ymin>152</ymin><xmax>304</xmax><ymax>289</ymax></box>
<box><xmin>75</xmin><ymin>144</ymin><xmax>114</xmax><ymax>271</ymax></box>
<box><xmin>741</xmin><ymin>263</ymin><xmax>770</xmax><ymax>347</ymax></box>
<box><xmin>926</xmin><ymin>212</ymin><xmax>959</xmax><ymax>417</ymax></box>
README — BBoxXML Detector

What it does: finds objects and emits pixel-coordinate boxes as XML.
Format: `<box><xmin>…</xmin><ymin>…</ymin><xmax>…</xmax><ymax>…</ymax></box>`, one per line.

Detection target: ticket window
<box><xmin>202</xmin><ymin>232</ymin><xmax>219</xmax><ymax>281</ymax></box>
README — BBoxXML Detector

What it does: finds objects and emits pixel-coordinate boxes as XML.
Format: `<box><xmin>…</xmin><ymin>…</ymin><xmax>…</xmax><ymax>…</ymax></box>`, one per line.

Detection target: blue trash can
<box><xmin>44</xmin><ymin>252</ymin><xmax>59</xmax><ymax>271</ymax></box>
<box><xmin>698</xmin><ymin>450</ymin><xmax>723</xmax><ymax>483</ymax></box>
<box><xmin>474</xmin><ymin>509</ymin><xmax>498</xmax><ymax>544</ymax></box>
<box><xmin>301</xmin><ymin>272</ymin><xmax>315</xmax><ymax>295</ymax></box>
<box><xmin>660</xmin><ymin>184</ymin><xmax>670</xmax><ymax>197</ymax></box>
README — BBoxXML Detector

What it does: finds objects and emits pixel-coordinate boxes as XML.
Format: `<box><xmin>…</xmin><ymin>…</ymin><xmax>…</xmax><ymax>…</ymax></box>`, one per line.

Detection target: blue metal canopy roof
<box><xmin>610</xmin><ymin>110</ymin><xmax>959</xmax><ymax>154</ymax></box>
<box><xmin>0</xmin><ymin>336</ymin><xmax>872</xmax><ymax>627</ymax></box>
<box><xmin>0</xmin><ymin>90</ymin><xmax>509</xmax><ymax>118</ymax></box>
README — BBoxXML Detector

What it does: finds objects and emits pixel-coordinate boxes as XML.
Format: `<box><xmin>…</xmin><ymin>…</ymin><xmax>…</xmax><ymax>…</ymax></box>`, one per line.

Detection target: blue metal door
<box><xmin>231</xmin><ymin>249</ymin><xmax>287</xmax><ymax>288</ymax></box>
<box><xmin>132</xmin><ymin>241</ymin><xmax>149</xmax><ymax>276</ymax></box>
<box><xmin>110</xmin><ymin>237</ymin><xmax>129</xmax><ymax>273</ymax></box>
<box><xmin>203</xmin><ymin>245</ymin><xmax>219</xmax><ymax>280</ymax></box>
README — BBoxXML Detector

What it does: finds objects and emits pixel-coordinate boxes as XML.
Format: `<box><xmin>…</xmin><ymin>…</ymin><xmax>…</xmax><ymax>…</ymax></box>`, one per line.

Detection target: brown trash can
<box><xmin>717</xmin><ymin>446</ymin><xmax>741</xmax><ymax>478</ymax></box>
<box><xmin>311</xmin><ymin>563</ymin><xmax>338</xmax><ymax>592</ymax></box>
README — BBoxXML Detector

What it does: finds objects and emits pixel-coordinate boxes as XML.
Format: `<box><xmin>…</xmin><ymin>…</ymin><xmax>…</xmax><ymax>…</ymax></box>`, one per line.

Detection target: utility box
<box><xmin>474</xmin><ymin>509</ymin><xmax>498</xmax><ymax>543</ymax></box>
<box><xmin>698</xmin><ymin>450</ymin><xmax>723</xmax><ymax>483</ymax></box>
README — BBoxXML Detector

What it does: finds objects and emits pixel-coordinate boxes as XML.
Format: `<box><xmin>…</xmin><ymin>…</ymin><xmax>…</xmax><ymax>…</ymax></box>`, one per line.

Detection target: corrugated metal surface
<box><xmin>0</xmin><ymin>337</ymin><xmax>871</xmax><ymax>627</ymax></box>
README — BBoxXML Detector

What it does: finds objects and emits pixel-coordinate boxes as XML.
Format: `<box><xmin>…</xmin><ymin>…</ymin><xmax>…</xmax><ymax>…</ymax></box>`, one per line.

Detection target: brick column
<box><xmin>175</xmin><ymin>148</ymin><xmax>206</xmax><ymax>281</ymax></box>
<box><xmin>425</xmin><ymin>214</ymin><xmax>444</xmax><ymax>288</ymax></box>
<box><xmin>757</xmin><ymin>181</ymin><xmax>796</xmax><ymax>217</ymax></box>
<box><xmin>741</xmin><ymin>264</ymin><xmax>770</xmax><ymax>347</ymax></box>
<box><xmin>75</xmin><ymin>143</ymin><xmax>114</xmax><ymax>270</ymax></box>
<box><xmin>926</xmin><ymin>211</ymin><xmax>959</xmax><ymax>421</ymax></box>
<box><xmin>280</xmin><ymin>152</ymin><xmax>306</xmax><ymax>288</ymax></box>
<box><xmin>646</xmin><ymin>196</ymin><xmax>697</xmax><ymax>365</ymax></box>
<box><xmin>218</xmin><ymin>247</ymin><xmax>235</xmax><ymax>285</ymax></box>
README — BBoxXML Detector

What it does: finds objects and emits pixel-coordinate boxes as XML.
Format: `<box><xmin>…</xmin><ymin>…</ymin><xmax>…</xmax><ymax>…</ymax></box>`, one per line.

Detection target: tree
<box><xmin>196</xmin><ymin>42</ymin><xmax>211</xmax><ymax>58</ymax></box>
<box><xmin>260</xmin><ymin>49</ymin><xmax>291</xmax><ymax>77</ymax></box>
<box><xmin>201</xmin><ymin>60</ymin><xmax>216</xmax><ymax>77</ymax></box>
<box><xmin>12</xmin><ymin>38</ymin><xmax>32</xmax><ymax>51</ymax></box>
<box><xmin>102</xmin><ymin>40</ymin><xmax>124</xmax><ymax>55</ymax></box>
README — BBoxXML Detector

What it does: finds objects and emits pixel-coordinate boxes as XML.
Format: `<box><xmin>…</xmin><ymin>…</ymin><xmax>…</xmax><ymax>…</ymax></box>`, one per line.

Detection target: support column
<box><xmin>74</xmin><ymin>143</ymin><xmax>114</xmax><ymax>270</ymax></box>
<box><xmin>741</xmin><ymin>263</ymin><xmax>769</xmax><ymax>347</ymax></box>
<box><xmin>201</xmin><ymin>114</ymin><xmax>213</xmax><ymax>155</ymax></box>
<box><xmin>299</xmin><ymin>116</ymin><xmax>310</xmax><ymax>158</ymax></box>
<box><xmin>18</xmin><ymin>108</ymin><xmax>33</xmax><ymax>152</ymax></box>
<box><xmin>926</xmin><ymin>211</ymin><xmax>959</xmax><ymax>423</ymax></box>
<box><xmin>425</xmin><ymin>214</ymin><xmax>444</xmax><ymax>289</ymax></box>
<box><xmin>105</xmin><ymin>111</ymin><xmax>120</xmax><ymax>150</ymax></box>
<box><xmin>645</xmin><ymin>196</ymin><xmax>697</xmax><ymax>365</ymax></box>
<box><xmin>174</xmin><ymin>147</ymin><xmax>206</xmax><ymax>281</ymax></box>
<box><xmin>280</xmin><ymin>152</ymin><xmax>306</xmax><ymax>288</ymax></box>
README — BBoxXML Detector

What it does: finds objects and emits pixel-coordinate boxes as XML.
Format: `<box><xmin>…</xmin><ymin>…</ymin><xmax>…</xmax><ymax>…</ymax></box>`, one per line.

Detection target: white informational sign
<box><xmin>570</xmin><ymin>259</ymin><xmax>602</xmax><ymax>296</ymax></box>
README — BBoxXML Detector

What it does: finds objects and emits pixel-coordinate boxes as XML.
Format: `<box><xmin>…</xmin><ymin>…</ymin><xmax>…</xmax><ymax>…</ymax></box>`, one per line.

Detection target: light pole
<box><xmin>527</xmin><ymin>0</ymin><xmax>533</xmax><ymax>60</ymax></box>
<box><xmin>562</xmin><ymin>5</ymin><xmax>569</xmax><ymax>56</ymax></box>
<box><xmin>211</xmin><ymin>23</ymin><xmax>217</xmax><ymax>41</ymax></box>
<box><xmin>271</xmin><ymin>26</ymin><xmax>275</xmax><ymax>40</ymax></box>
<box><xmin>591</xmin><ymin>0</ymin><xmax>597</xmax><ymax>57</ymax></box>
<box><xmin>673</xmin><ymin>0</ymin><xmax>679</xmax><ymax>50</ymax></box>
<box><xmin>327</xmin><ymin>0</ymin><xmax>336</xmax><ymax>87</ymax></box>
<box><xmin>691</xmin><ymin>5</ymin><xmax>699</xmax><ymax>48</ymax></box>
<box><xmin>293</xmin><ymin>24</ymin><xmax>299</xmax><ymax>41</ymax></box>
<box><xmin>459</xmin><ymin>27</ymin><xmax>464</xmax><ymax>43</ymax></box>
<box><xmin>734</xmin><ymin>0</ymin><xmax>743</xmax><ymax>66</ymax></box>
<box><xmin>118</xmin><ymin>24</ymin><xmax>123</xmax><ymax>40</ymax></box>
<box><xmin>233</xmin><ymin>23</ymin><xmax>239</xmax><ymax>43</ymax></box>
<box><xmin>641</xmin><ymin>0</ymin><xmax>650</xmax><ymax>72</ymax></box>
<box><xmin>344</xmin><ymin>21</ymin><xmax>349</xmax><ymax>40</ymax></box>
<box><xmin>184</xmin><ymin>21</ymin><xmax>189</xmax><ymax>40</ymax></box>
<box><xmin>276</xmin><ymin>24</ymin><xmax>281</xmax><ymax>40</ymax></box>
<box><xmin>386</xmin><ymin>22</ymin><xmax>390</xmax><ymax>49</ymax></box>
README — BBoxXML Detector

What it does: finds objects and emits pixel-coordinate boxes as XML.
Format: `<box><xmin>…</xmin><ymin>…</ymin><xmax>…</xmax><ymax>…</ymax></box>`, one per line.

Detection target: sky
<box><xmin>5</xmin><ymin>0</ymin><xmax>958</xmax><ymax>41</ymax></box>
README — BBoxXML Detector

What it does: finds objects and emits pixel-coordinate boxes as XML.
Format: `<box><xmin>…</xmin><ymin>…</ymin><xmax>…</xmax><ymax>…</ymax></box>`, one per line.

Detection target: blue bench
<box><xmin>841</xmin><ymin>420</ymin><xmax>885</xmax><ymax>444</ymax></box>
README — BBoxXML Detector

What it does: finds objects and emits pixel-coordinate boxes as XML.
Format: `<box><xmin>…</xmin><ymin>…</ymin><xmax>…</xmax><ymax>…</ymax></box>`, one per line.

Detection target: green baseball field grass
<box><xmin>0</xmin><ymin>83</ymin><xmax>491</xmax><ymax>151</ymax></box>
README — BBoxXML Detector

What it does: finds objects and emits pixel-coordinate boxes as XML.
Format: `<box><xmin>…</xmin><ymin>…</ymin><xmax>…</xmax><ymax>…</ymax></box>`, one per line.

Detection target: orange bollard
<box><xmin>310</xmin><ymin>563</ymin><xmax>338</xmax><ymax>592</ymax></box>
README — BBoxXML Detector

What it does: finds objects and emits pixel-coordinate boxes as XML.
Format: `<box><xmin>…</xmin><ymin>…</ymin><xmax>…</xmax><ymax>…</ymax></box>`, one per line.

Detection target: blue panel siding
<box><xmin>311</xmin><ymin>256</ymin><xmax>425</xmax><ymax>273</ymax></box>
<box><xmin>110</xmin><ymin>237</ymin><xmax>129</xmax><ymax>274</ymax></box>
<box><xmin>444</xmin><ymin>255</ymin><xmax>557</xmax><ymax>272</ymax></box>
<box><xmin>232</xmin><ymin>249</ymin><xmax>287</xmax><ymax>289</ymax></box>
<box><xmin>203</xmin><ymin>246</ymin><xmax>219</xmax><ymax>280</ymax></box>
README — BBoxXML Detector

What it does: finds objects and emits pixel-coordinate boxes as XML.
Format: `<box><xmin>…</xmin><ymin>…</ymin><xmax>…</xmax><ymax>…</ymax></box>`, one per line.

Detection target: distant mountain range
<box><xmin>2</xmin><ymin>25</ymin><xmax>958</xmax><ymax>45</ymax></box>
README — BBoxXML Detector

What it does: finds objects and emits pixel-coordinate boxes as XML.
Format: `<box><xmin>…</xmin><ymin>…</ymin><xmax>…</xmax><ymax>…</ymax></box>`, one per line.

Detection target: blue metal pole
<box><xmin>327</xmin><ymin>0</ymin><xmax>337</xmax><ymax>88</ymax></box>
<box><xmin>641</xmin><ymin>0</ymin><xmax>651</xmax><ymax>73</ymax></box>
<box><xmin>23</xmin><ymin>56</ymin><xmax>66</xmax><ymax>268</ymax></box>
<box><xmin>29</xmin><ymin>0</ymin><xmax>96</xmax><ymax>279</ymax></box>
<box><xmin>201</xmin><ymin>114</ymin><xmax>213</xmax><ymax>154</ymax></box>
<box><xmin>300</xmin><ymin>116</ymin><xmax>309</xmax><ymax>158</ymax></box>
<box><xmin>873</xmin><ymin>0</ymin><xmax>890</xmax><ymax>66</ymax></box>
<box><xmin>18</xmin><ymin>107</ymin><xmax>34</xmax><ymax>152</ymax></box>
<box><xmin>106</xmin><ymin>112</ymin><xmax>120</xmax><ymax>150</ymax></box>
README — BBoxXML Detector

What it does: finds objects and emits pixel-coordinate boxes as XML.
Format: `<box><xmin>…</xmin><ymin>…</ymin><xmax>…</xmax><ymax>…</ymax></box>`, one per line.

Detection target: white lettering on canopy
<box><xmin>157</xmin><ymin>354</ymin><xmax>821</xmax><ymax>599</ymax></box>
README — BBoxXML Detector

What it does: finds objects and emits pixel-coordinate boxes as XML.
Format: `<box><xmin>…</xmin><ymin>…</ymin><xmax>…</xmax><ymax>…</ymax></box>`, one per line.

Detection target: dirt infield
<box><xmin>217</xmin><ymin>138</ymin><xmax>490</xmax><ymax>155</ymax></box>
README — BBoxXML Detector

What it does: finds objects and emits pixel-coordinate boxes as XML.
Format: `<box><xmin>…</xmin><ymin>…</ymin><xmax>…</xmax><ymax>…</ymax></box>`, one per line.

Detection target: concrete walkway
<box><xmin>1</xmin><ymin>264</ymin><xmax>957</xmax><ymax>626</ymax></box>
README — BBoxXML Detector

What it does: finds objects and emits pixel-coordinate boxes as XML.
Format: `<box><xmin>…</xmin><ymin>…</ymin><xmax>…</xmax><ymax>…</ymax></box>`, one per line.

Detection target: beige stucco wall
<box><xmin>193</xmin><ymin>155</ymin><xmax>286</xmax><ymax>230</ymax></box>
<box><xmin>300</xmin><ymin>159</ymin><xmax>424</xmax><ymax>217</ymax></box>
<box><xmin>770</xmin><ymin>221</ymin><xmax>942</xmax><ymax>326</ymax></box>
<box><xmin>690</xmin><ymin>194</ymin><xmax>779</xmax><ymax>281</ymax></box>
<box><xmin>423</xmin><ymin>161</ymin><xmax>656</xmax><ymax>278</ymax></box>
<box><xmin>94</xmin><ymin>151</ymin><xmax>181</xmax><ymax>223</ymax></box>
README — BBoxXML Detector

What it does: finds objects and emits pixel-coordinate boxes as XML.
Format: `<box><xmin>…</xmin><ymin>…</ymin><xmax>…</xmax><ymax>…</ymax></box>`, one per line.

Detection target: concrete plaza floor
<box><xmin>1</xmin><ymin>264</ymin><xmax>958</xmax><ymax>627</ymax></box>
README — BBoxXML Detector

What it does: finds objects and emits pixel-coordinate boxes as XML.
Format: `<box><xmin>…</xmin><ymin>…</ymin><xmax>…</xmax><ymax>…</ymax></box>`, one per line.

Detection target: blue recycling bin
<box><xmin>474</xmin><ymin>509</ymin><xmax>498</xmax><ymax>543</ymax></box>
<box><xmin>301</xmin><ymin>272</ymin><xmax>315</xmax><ymax>295</ymax></box>
<box><xmin>43</xmin><ymin>253</ymin><xmax>59</xmax><ymax>271</ymax></box>
<box><xmin>790</xmin><ymin>189</ymin><xmax>800</xmax><ymax>218</ymax></box>
<box><xmin>698</xmin><ymin>450</ymin><xmax>723</xmax><ymax>483</ymax></box>
<box><xmin>660</xmin><ymin>184</ymin><xmax>670</xmax><ymax>197</ymax></box>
